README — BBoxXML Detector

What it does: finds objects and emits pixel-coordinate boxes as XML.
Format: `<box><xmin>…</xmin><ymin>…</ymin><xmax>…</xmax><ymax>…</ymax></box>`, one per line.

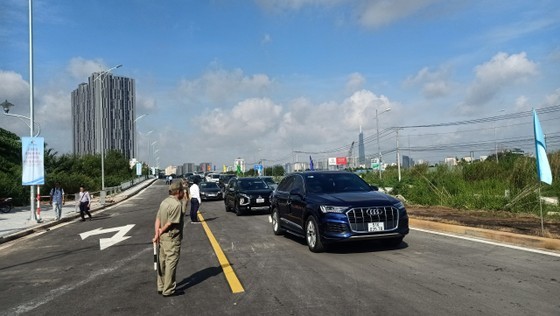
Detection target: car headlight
<box><xmin>320</xmin><ymin>205</ymin><xmax>347</xmax><ymax>213</ymax></box>
<box><xmin>239</xmin><ymin>193</ymin><xmax>250</xmax><ymax>206</ymax></box>
<box><xmin>393</xmin><ymin>201</ymin><xmax>407</xmax><ymax>216</ymax></box>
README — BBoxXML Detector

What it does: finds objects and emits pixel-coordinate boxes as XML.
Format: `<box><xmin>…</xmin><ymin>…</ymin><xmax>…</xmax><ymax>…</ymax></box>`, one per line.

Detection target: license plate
<box><xmin>256</xmin><ymin>198</ymin><xmax>264</xmax><ymax>203</ymax></box>
<box><xmin>368</xmin><ymin>222</ymin><xmax>384</xmax><ymax>232</ymax></box>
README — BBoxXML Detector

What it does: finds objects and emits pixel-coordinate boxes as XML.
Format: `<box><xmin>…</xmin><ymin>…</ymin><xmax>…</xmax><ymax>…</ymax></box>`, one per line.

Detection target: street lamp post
<box><xmin>3</xmin><ymin>1</ymin><xmax>42</xmax><ymax>223</ymax></box>
<box><xmin>1</xmin><ymin>100</ymin><xmax>42</xmax><ymax>222</ymax></box>
<box><xmin>149</xmin><ymin>140</ymin><xmax>158</xmax><ymax>176</ymax></box>
<box><xmin>134</xmin><ymin>114</ymin><xmax>148</xmax><ymax>161</ymax></box>
<box><xmin>95</xmin><ymin>64</ymin><xmax>122</xmax><ymax>205</ymax></box>
<box><xmin>1</xmin><ymin>100</ymin><xmax>41</xmax><ymax>136</ymax></box>
<box><xmin>375</xmin><ymin>107</ymin><xmax>391</xmax><ymax>179</ymax></box>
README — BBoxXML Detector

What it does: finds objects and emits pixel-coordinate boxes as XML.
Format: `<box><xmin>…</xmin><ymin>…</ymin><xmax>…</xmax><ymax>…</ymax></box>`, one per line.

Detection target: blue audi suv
<box><xmin>270</xmin><ymin>171</ymin><xmax>409</xmax><ymax>252</ymax></box>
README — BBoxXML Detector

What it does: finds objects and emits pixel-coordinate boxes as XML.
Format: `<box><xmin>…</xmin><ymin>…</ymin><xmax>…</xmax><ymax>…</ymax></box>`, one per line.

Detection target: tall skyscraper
<box><xmin>71</xmin><ymin>73</ymin><xmax>136</xmax><ymax>160</ymax></box>
<box><xmin>358</xmin><ymin>126</ymin><xmax>365</xmax><ymax>165</ymax></box>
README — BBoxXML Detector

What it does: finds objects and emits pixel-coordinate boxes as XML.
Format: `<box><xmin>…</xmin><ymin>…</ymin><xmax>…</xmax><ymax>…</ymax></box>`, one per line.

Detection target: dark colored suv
<box><xmin>224</xmin><ymin>177</ymin><xmax>273</xmax><ymax>216</ymax></box>
<box><xmin>270</xmin><ymin>171</ymin><xmax>409</xmax><ymax>252</ymax></box>
<box><xmin>218</xmin><ymin>174</ymin><xmax>236</xmax><ymax>192</ymax></box>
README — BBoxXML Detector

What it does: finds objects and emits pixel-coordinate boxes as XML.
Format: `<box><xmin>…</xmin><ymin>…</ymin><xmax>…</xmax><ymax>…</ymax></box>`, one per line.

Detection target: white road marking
<box><xmin>80</xmin><ymin>224</ymin><xmax>135</xmax><ymax>250</ymax></box>
<box><xmin>412</xmin><ymin>227</ymin><xmax>560</xmax><ymax>258</ymax></box>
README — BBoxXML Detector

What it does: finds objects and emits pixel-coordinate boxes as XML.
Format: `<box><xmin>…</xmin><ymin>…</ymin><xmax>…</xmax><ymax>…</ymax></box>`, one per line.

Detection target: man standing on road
<box><xmin>49</xmin><ymin>182</ymin><xmax>65</xmax><ymax>220</ymax></box>
<box><xmin>153</xmin><ymin>182</ymin><xmax>185</xmax><ymax>297</ymax></box>
<box><xmin>189</xmin><ymin>177</ymin><xmax>201</xmax><ymax>223</ymax></box>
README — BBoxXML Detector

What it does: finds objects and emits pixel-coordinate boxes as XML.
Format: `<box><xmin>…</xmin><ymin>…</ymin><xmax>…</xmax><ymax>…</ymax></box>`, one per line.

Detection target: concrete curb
<box><xmin>410</xmin><ymin>218</ymin><xmax>560</xmax><ymax>252</ymax></box>
<box><xmin>0</xmin><ymin>178</ymin><xmax>157</xmax><ymax>245</ymax></box>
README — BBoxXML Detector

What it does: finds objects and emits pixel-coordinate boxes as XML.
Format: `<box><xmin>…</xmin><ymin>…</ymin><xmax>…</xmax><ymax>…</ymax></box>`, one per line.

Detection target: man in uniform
<box><xmin>152</xmin><ymin>182</ymin><xmax>185</xmax><ymax>297</ymax></box>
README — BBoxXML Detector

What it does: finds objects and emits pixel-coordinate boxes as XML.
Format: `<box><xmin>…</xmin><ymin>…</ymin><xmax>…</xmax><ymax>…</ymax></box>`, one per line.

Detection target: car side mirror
<box><xmin>370</xmin><ymin>185</ymin><xmax>379</xmax><ymax>191</ymax></box>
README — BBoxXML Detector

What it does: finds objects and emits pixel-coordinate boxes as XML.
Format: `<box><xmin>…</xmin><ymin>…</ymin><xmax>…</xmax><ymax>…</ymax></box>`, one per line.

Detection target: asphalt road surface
<box><xmin>1</xmin><ymin>180</ymin><xmax>559</xmax><ymax>315</ymax></box>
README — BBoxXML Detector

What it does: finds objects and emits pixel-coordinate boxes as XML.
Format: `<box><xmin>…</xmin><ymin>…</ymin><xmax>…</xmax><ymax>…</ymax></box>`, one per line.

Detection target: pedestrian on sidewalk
<box><xmin>78</xmin><ymin>185</ymin><xmax>92</xmax><ymax>221</ymax></box>
<box><xmin>153</xmin><ymin>181</ymin><xmax>185</xmax><ymax>297</ymax></box>
<box><xmin>49</xmin><ymin>182</ymin><xmax>65</xmax><ymax>220</ymax></box>
<box><xmin>189</xmin><ymin>176</ymin><xmax>201</xmax><ymax>223</ymax></box>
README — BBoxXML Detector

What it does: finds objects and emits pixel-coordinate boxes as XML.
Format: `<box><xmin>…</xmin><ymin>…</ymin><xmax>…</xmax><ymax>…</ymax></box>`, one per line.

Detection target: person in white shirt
<box><xmin>188</xmin><ymin>177</ymin><xmax>201</xmax><ymax>223</ymax></box>
<box><xmin>78</xmin><ymin>185</ymin><xmax>92</xmax><ymax>221</ymax></box>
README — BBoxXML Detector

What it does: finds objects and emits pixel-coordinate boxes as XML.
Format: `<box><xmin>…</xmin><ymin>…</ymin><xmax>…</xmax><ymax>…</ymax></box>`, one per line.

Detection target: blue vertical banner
<box><xmin>533</xmin><ymin>110</ymin><xmax>552</xmax><ymax>185</ymax></box>
<box><xmin>21</xmin><ymin>137</ymin><xmax>45</xmax><ymax>185</ymax></box>
<box><xmin>136</xmin><ymin>162</ymin><xmax>142</xmax><ymax>176</ymax></box>
<box><xmin>309</xmin><ymin>156</ymin><xmax>314</xmax><ymax>171</ymax></box>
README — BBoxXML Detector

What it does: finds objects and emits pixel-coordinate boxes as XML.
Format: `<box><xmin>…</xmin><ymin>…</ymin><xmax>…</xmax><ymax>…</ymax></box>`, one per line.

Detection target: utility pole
<box><xmin>396</xmin><ymin>128</ymin><xmax>401</xmax><ymax>182</ymax></box>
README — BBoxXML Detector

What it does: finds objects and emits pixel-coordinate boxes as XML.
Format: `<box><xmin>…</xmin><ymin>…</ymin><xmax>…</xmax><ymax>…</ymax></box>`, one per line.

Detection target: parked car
<box><xmin>186</xmin><ymin>174</ymin><xmax>204</xmax><ymax>185</ymax></box>
<box><xmin>199</xmin><ymin>182</ymin><xmax>223</xmax><ymax>200</ymax></box>
<box><xmin>224</xmin><ymin>177</ymin><xmax>273</xmax><ymax>216</ymax></box>
<box><xmin>270</xmin><ymin>171</ymin><xmax>409</xmax><ymax>252</ymax></box>
<box><xmin>206</xmin><ymin>173</ymin><xmax>221</xmax><ymax>183</ymax></box>
<box><xmin>259</xmin><ymin>176</ymin><xmax>278</xmax><ymax>190</ymax></box>
<box><xmin>218</xmin><ymin>174</ymin><xmax>236</xmax><ymax>192</ymax></box>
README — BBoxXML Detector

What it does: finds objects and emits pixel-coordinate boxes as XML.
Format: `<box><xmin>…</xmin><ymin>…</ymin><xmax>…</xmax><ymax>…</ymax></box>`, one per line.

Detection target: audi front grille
<box><xmin>346</xmin><ymin>206</ymin><xmax>399</xmax><ymax>233</ymax></box>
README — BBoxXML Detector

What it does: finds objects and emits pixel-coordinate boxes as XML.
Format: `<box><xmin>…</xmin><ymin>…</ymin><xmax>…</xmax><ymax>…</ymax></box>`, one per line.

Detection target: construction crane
<box><xmin>347</xmin><ymin>141</ymin><xmax>355</xmax><ymax>167</ymax></box>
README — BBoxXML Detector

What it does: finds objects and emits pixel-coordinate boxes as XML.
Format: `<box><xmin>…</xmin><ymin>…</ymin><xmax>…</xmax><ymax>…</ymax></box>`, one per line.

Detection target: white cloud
<box><xmin>255</xmin><ymin>0</ymin><xmax>442</xmax><ymax>29</ymax></box>
<box><xmin>177</xmin><ymin>67</ymin><xmax>272</xmax><ymax>104</ymax></box>
<box><xmin>199</xmin><ymin>98</ymin><xmax>282</xmax><ymax>138</ymax></box>
<box><xmin>66</xmin><ymin>57</ymin><xmax>106</xmax><ymax>80</ymax></box>
<box><xmin>358</xmin><ymin>0</ymin><xmax>440</xmax><ymax>28</ymax></box>
<box><xmin>544</xmin><ymin>88</ymin><xmax>560</xmax><ymax>106</ymax></box>
<box><xmin>461</xmin><ymin>52</ymin><xmax>538</xmax><ymax>113</ymax></box>
<box><xmin>0</xmin><ymin>70</ymin><xmax>29</xmax><ymax>103</ymax></box>
<box><xmin>181</xmin><ymin>89</ymin><xmax>399</xmax><ymax>164</ymax></box>
<box><xmin>405</xmin><ymin>66</ymin><xmax>452</xmax><ymax>99</ymax></box>
<box><xmin>255</xmin><ymin>0</ymin><xmax>343</xmax><ymax>11</ymax></box>
<box><xmin>513</xmin><ymin>95</ymin><xmax>531</xmax><ymax>112</ymax></box>
<box><xmin>346</xmin><ymin>72</ymin><xmax>366</xmax><ymax>93</ymax></box>
<box><xmin>341</xmin><ymin>90</ymin><xmax>393</xmax><ymax>129</ymax></box>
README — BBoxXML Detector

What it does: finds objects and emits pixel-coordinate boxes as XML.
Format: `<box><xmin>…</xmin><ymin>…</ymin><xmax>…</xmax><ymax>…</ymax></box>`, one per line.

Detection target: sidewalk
<box><xmin>0</xmin><ymin>178</ymin><xmax>157</xmax><ymax>244</ymax></box>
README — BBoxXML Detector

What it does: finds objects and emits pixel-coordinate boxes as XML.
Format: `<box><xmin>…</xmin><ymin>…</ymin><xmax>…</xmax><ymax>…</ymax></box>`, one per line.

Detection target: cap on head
<box><xmin>169</xmin><ymin>182</ymin><xmax>182</xmax><ymax>192</ymax></box>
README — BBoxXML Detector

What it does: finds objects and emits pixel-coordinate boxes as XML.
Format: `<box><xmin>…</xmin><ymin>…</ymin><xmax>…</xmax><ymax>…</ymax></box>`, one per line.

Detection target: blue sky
<box><xmin>1</xmin><ymin>0</ymin><xmax>559</xmax><ymax>170</ymax></box>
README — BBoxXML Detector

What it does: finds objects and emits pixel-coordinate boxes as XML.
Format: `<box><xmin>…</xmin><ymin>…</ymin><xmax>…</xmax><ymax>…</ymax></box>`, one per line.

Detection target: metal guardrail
<box><xmin>36</xmin><ymin>175</ymin><xmax>152</xmax><ymax>203</ymax></box>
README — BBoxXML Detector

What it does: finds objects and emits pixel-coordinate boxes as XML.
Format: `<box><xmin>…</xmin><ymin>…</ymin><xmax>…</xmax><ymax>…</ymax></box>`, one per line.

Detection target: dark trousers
<box><xmin>190</xmin><ymin>198</ymin><xmax>199</xmax><ymax>222</ymax></box>
<box><xmin>79</xmin><ymin>202</ymin><xmax>92</xmax><ymax>220</ymax></box>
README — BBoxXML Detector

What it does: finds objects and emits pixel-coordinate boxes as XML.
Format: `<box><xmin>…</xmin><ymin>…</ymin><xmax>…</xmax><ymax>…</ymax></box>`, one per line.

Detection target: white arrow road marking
<box><xmin>79</xmin><ymin>224</ymin><xmax>135</xmax><ymax>250</ymax></box>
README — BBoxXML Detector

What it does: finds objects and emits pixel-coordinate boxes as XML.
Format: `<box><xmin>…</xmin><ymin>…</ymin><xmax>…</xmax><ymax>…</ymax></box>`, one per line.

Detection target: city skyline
<box><xmin>1</xmin><ymin>1</ymin><xmax>559</xmax><ymax>168</ymax></box>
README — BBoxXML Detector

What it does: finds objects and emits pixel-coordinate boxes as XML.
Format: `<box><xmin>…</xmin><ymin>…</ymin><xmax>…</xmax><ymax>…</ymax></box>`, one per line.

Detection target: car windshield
<box><xmin>305</xmin><ymin>173</ymin><xmax>371</xmax><ymax>194</ymax></box>
<box><xmin>262</xmin><ymin>178</ymin><xmax>275</xmax><ymax>185</ymax></box>
<box><xmin>200</xmin><ymin>182</ymin><xmax>218</xmax><ymax>189</ymax></box>
<box><xmin>239</xmin><ymin>179</ymin><xmax>268</xmax><ymax>190</ymax></box>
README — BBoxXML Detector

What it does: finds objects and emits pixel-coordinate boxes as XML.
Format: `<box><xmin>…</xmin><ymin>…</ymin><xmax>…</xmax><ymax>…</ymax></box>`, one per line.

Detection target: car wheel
<box><xmin>235</xmin><ymin>202</ymin><xmax>243</xmax><ymax>216</ymax></box>
<box><xmin>384</xmin><ymin>237</ymin><xmax>403</xmax><ymax>248</ymax></box>
<box><xmin>225</xmin><ymin>199</ymin><xmax>231</xmax><ymax>212</ymax></box>
<box><xmin>306</xmin><ymin>216</ymin><xmax>325</xmax><ymax>253</ymax></box>
<box><xmin>271</xmin><ymin>208</ymin><xmax>284</xmax><ymax>235</ymax></box>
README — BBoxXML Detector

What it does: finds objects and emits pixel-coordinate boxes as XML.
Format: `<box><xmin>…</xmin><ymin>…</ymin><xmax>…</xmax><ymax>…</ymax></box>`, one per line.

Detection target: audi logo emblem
<box><xmin>366</xmin><ymin>208</ymin><xmax>382</xmax><ymax>216</ymax></box>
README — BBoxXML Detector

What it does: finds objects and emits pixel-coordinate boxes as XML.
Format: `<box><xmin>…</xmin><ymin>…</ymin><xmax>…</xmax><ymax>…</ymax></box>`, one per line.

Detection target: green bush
<box><xmin>361</xmin><ymin>151</ymin><xmax>560</xmax><ymax>216</ymax></box>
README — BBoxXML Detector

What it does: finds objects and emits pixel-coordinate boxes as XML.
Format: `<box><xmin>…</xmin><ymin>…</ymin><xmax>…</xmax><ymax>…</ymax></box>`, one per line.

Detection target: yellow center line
<box><xmin>197</xmin><ymin>212</ymin><xmax>245</xmax><ymax>293</ymax></box>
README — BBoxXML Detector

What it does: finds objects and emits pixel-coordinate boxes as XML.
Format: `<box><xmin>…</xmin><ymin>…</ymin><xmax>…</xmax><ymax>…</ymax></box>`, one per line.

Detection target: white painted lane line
<box><xmin>412</xmin><ymin>227</ymin><xmax>560</xmax><ymax>258</ymax></box>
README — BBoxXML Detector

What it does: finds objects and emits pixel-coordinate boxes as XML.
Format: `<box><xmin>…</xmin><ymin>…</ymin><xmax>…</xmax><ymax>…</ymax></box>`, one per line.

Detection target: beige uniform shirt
<box><xmin>156</xmin><ymin>196</ymin><xmax>184</xmax><ymax>240</ymax></box>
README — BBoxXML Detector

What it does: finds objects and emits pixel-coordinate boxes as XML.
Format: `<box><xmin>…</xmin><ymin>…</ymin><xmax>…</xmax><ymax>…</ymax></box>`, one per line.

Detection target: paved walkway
<box><xmin>0</xmin><ymin>178</ymin><xmax>157</xmax><ymax>243</ymax></box>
